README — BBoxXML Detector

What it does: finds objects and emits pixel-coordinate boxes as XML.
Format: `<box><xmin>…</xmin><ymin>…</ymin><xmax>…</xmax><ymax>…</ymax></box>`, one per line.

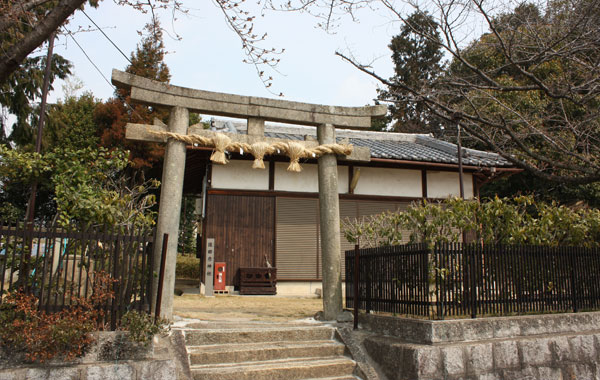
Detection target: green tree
<box><xmin>43</xmin><ymin>92</ymin><xmax>101</xmax><ymax>151</ymax></box>
<box><xmin>481</xmin><ymin>171</ymin><xmax>600</xmax><ymax>208</ymax></box>
<box><xmin>178</xmin><ymin>197</ymin><xmax>197</xmax><ymax>255</ymax></box>
<box><xmin>377</xmin><ymin>10</ymin><xmax>445</xmax><ymax>134</ymax></box>
<box><xmin>1</xmin><ymin>91</ymin><xmax>103</xmax><ymax>221</ymax></box>
<box><xmin>1</xmin><ymin>53</ymin><xmax>71</xmax><ymax>148</ymax></box>
<box><xmin>0</xmin><ymin>145</ymin><xmax>158</xmax><ymax>227</ymax></box>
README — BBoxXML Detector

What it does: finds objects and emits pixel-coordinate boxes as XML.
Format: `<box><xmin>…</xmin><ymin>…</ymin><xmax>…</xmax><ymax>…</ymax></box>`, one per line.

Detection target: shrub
<box><xmin>119</xmin><ymin>310</ymin><xmax>169</xmax><ymax>346</ymax></box>
<box><xmin>342</xmin><ymin>196</ymin><xmax>600</xmax><ymax>248</ymax></box>
<box><xmin>176</xmin><ymin>254</ymin><xmax>200</xmax><ymax>279</ymax></box>
<box><xmin>0</xmin><ymin>271</ymin><xmax>114</xmax><ymax>363</ymax></box>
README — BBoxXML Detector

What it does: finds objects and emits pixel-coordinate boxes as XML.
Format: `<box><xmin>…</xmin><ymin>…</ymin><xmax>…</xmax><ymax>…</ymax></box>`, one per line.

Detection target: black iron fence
<box><xmin>345</xmin><ymin>243</ymin><xmax>600</xmax><ymax>319</ymax></box>
<box><xmin>0</xmin><ymin>221</ymin><xmax>155</xmax><ymax>329</ymax></box>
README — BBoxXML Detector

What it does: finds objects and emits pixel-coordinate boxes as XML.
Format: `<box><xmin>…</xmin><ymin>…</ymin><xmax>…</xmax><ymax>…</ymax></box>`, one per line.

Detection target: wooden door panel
<box><xmin>204</xmin><ymin>194</ymin><xmax>274</xmax><ymax>287</ymax></box>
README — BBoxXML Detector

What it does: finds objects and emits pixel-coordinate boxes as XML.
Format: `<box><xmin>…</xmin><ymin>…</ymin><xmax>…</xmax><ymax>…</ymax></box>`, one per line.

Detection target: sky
<box><xmin>47</xmin><ymin>1</ymin><xmax>406</xmax><ymax>109</ymax></box>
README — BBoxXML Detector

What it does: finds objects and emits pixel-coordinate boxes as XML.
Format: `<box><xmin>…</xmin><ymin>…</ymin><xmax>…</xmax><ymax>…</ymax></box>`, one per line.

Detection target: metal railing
<box><xmin>0</xmin><ymin>221</ymin><xmax>155</xmax><ymax>329</ymax></box>
<box><xmin>346</xmin><ymin>243</ymin><xmax>600</xmax><ymax>320</ymax></box>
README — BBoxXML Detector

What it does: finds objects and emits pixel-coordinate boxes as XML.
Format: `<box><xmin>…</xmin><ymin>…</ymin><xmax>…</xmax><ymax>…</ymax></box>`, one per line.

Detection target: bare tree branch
<box><xmin>330</xmin><ymin>0</ymin><xmax>600</xmax><ymax>184</ymax></box>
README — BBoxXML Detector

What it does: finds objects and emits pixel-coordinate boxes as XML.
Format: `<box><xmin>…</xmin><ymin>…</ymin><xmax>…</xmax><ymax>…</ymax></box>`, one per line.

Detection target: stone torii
<box><xmin>112</xmin><ymin>69</ymin><xmax>386</xmax><ymax>320</ymax></box>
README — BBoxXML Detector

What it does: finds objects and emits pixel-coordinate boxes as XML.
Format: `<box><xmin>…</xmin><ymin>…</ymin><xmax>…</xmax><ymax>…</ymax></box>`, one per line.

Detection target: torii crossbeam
<box><xmin>112</xmin><ymin>69</ymin><xmax>386</xmax><ymax>320</ymax></box>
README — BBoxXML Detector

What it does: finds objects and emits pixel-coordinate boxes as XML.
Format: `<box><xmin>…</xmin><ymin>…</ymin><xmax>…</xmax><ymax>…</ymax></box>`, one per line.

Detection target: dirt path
<box><xmin>172</xmin><ymin>295</ymin><xmax>323</xmax><ymax>322</ymax></box>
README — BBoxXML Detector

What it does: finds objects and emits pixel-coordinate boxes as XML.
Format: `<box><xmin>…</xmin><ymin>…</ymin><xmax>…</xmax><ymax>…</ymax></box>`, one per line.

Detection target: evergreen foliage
<box><xmin>178</xmin><ymin>197</ymin><xmax>197</xmax><ymax>255</ymax></box>
<box><xmin>377</xmin><ymin>10</ymin><xmax>445</xmax><ymax>135</ymax></box>
<box><xmin>0</xmin><ymin>54</ymin><xmax>71</xmax><ymax>148</ymax></box>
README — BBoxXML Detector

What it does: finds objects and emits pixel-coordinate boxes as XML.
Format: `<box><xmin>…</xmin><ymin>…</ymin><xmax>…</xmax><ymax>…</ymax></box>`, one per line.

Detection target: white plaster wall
<box><xmin>211</xmin><ymin>160</ymin><xmax>269</xmax><ymax>190</ymax></box>
<box><xmin>427</xmin><ymin>171</ymin><xmax>474</xmax><ymax>199</ymax></box>
<box><xmin>274</xmin><ymin>163</ymin><xmax>349</xmax><ymax>193</ymax></box>
<box><xmin>353</xmin><ymin>167</ymin><xmax>422</xmax><ymax>197</ymax></box>
<box><xmin>200</xmin><ymin>280</ymin><xmax>344</xmax><ymax>298</ymax></box>
<box><xmin>276</xmin><ymin>281</ymin><xmax>347</xmax><ymax>297</ymax></box>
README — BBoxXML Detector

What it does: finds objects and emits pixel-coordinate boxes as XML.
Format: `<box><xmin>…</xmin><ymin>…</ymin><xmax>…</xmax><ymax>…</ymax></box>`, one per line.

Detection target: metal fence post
<box><xmin>110</xmin><ymin>233</ymin><xmax>121</xmax><ymax>331</ymax></box>
<box><xmin>470</xmin><ymin>245</ymin><xmax>477</xmax><ymax>319</ymax></box>
<box><xmin>570</xmin><ymin>246</ymin><xmax>578</xmax><ymax>313</ymax></box>
<box><xmin>353</xmin><ymin>243</ymin><xmax>359</xmax><ymax>330</ymax></box>
<box><xmin>366</xmin><ymin>252</ymin><xmax>372</xmax><ymax>314</ymax></box>
<box><xmin>155</xmin><ymin>233</ymin><xmax>169</xmax><ymax>323</ymax></box>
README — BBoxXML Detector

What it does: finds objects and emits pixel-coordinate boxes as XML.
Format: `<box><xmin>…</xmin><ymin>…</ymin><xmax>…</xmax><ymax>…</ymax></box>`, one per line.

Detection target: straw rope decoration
<box><xmin>150</xmin><ymin>130</ymin><xmax>353</xmax><ymax>172</ymax></box>
<box><xmin>249</xmin><ymin>142</ymin><xmax>271</xmax><ymax>169</ymax></box>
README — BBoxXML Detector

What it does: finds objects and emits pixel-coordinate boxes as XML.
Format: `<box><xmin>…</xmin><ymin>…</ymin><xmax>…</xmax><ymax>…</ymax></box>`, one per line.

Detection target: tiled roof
<box><xmin>211</xmin><ymin>120</ymin><xmax>512</xmax><ymax>168</ymax></box>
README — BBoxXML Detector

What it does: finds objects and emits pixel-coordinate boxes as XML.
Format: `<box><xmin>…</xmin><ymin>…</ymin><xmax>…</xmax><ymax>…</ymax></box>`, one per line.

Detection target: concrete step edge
<box><xmin>188</xmin><ymin>342</ymin><xmax>347</xmax><ymax>366</ymax></box>
<box><xmin>180</xmin><ymin>322</ymin><xmax>322</xmax><ymax>329</ymax></box>
<box><xmin>182</xmin><ymin>326</ymin><xmax>335</xmax><ymax>333</ymax></box>
<box><xmin>187</xmin><ymin>340</ymin><xmax>343</xmax><ymax>353</ymax></box>
<box><xmin>184</xmin><ymin>327</ymin><xmax>336</xmax><ymax>345</ymax></box>
<box><xmin>299</xmin><ymin>377</ymin><xmax>359</xmax><ymax>380</ymax></box>
<box><xmin>190</xmin><ymin>356</ymin><xmax>355</xmax><ymax>371</ymax></box>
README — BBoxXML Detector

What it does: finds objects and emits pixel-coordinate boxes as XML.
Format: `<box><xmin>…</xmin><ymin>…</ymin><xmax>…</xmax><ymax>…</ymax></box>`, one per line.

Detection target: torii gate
<box><xmin>112</xmin><ymin>69</ymin><xmax>386</xmax><ymax>320</ymax></box>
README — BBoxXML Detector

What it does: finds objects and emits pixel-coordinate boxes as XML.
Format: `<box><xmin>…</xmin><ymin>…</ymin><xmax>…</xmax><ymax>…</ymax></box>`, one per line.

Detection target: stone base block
<box><xmin>360</xmin><ymin>312</ymin><xmax>600</xmax><ymax>380</ymax></box>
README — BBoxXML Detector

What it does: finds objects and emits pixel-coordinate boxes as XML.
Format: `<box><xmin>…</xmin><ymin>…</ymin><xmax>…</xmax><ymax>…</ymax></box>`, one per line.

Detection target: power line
<box><xmin>65</xmin><ymin>29</ymin><xmax>145</xmax><ymax>121</ymax></box>
<box><xmin>81</xmin><ymin>10</ymin><xmax>133</xmax><ymax>65</ymax></box>
<box><xmin>66</xmin><ymin>29</ymin><xmax>114</xmax><ymax>89</ymax></box>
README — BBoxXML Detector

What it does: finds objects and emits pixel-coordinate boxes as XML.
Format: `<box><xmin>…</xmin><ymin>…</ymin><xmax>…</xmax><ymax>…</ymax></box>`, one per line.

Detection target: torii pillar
<box><xmin>112</xmin><ymin>69</ymin><xmax>386</xmax><ymax>320</ymax></box>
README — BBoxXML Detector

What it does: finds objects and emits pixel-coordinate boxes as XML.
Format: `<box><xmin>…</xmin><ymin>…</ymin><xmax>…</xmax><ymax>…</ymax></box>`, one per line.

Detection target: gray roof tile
<box><xmin>213</xmin><ymin>119</ymin><xmax>512</xmax><ymax>167</ymax></box>
<box><xmin>264</xmin><ymin>131</ymin><xmax>511</xmax><ymax>167</ymax></box>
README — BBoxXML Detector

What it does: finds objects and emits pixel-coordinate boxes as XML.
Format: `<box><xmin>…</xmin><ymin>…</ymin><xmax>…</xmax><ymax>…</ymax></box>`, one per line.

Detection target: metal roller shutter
<box><xmin>338</xmin><ymin>200</ymin><xmax>358</xmax><ymax>280</ymax></box>
<box><xmin>276</xmin><ymin>197</ymin><xmax>319</xmax><ymax>279</ymax></box>
<box><xmin>358</xmin><ymin>201</ymin><xmax>398</xmax><ymax>218</ymax></box>
<box><xmin>276</xmin><ymin>198</ymin><xmax>415</xmax><ymax>280</ymax></box>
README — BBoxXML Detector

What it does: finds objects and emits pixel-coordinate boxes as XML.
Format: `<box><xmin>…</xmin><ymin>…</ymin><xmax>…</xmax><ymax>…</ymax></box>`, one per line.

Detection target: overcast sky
<box><xmin>48</xmin><ymin>1</ymin><xmax>405</xmax><ymax>109</ymax></box>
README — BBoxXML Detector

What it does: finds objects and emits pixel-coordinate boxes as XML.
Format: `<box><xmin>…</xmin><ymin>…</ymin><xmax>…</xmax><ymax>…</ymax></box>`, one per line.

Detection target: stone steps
<box><xmin>301</xmin><ymin>377</ymin><xmax>360</xmax><ymax>380</ymax></box>
<box><xmin>184</xmin><ymin>325</ymin><xmax>335</xmax><ymax>345</ymax></box>
<box><xmin>179</xmin><ymin>322</ymin><xmax>360</xmax><ymax>380</ymax></box>
<box><xmin>190</xmin><ymin>356</ymin><xmax>356</xmax><ymax>380</ymax></box>
<box><xmin>188</xmin><ymin>340</ymin><xmax>345</xmax><ymax>364</ymax></box>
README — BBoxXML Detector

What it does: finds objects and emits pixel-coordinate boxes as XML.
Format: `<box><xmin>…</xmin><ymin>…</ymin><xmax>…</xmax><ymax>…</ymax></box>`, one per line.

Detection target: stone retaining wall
<box><xmin>0</xmin><ymin>331</ymin><xmax>184</xmax><ymax>380</ymax></box>
<box><xmin>360</xmin><ymin>312</ymin><xmax>600</xmax><ymax>380</ymax></box>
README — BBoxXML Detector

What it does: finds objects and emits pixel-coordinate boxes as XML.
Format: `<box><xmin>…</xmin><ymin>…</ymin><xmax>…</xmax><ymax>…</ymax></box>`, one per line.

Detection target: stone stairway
<box><xmin>178</xmin><ymin>321</ymin><xmax>361</xmax><ymax>380</ymax></box>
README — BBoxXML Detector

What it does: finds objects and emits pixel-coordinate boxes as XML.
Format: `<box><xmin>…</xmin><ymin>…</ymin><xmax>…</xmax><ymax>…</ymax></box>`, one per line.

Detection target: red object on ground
<box><xmin>214</xmin><ymin>262</ymin><xmax>226</xmax><ymax>291</ymax></box>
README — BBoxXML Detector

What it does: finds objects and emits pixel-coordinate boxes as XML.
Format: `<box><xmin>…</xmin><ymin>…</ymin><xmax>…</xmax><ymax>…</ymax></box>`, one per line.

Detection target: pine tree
<box><xmin>377</xmin><ymin>11</ymin><xmax>445</xmax><ymax>134</ymax></box>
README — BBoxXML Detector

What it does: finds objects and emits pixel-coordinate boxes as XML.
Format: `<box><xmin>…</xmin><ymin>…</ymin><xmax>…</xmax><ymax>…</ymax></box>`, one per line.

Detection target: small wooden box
<box><xmin>239</xmin><ymin>267</ymin><xmax>277</xmax><ymax>295</ymax></box>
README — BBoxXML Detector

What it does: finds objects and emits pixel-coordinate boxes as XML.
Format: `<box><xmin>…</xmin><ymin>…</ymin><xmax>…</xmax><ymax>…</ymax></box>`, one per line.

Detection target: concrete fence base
<box><xmin>359</xmin><ymin>312</ymin><xmax>600</xmax><ymax>380</ymax></box>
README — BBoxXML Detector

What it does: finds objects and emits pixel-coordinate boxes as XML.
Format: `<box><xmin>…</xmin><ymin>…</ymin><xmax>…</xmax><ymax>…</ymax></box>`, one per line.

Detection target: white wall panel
<box><xmin>353</xmin><ymin>167</ymin><xmax>422</xmax><ymax>197</ymax></box>
<box><xmin>427</xmin><ymin>171</ymin><xmax>474</xmax><ymax>199</ymax></box>
<box><xmin>211</xmin><ymin>160</ymin><xmax>269</xmax><ymax>190</ymax></box>
<box><xmin>274</xmin><ymin>163</ymin><xmax>349</xmax><ymax>193</ymax></box>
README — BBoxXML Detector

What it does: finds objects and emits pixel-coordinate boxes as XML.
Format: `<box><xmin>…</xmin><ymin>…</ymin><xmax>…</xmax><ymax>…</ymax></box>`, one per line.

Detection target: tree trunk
<box><xmin>0</xmin><ymin>0</ymin><xmax>86</xmax><ymax>84</ymax></box>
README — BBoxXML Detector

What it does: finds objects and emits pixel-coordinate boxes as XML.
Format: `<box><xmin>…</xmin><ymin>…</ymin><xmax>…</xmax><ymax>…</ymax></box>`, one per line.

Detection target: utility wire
<box><xmin>81</xmin><ymin>9</ymin><xmax>133</xmax><ymax>65</ymax></box>
<box><xmin>66</xmin><ymin>29</ymin><xmax>114</xmax><ymax>89</ymax></box>
<box><xmin>65</xmin><ymin>29</ymin><xmax>146</xmax><ymax>121</ymax></box>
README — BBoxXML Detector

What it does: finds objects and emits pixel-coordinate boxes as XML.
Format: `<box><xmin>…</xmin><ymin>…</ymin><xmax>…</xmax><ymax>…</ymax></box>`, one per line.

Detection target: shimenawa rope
<box><xmin>150</xmin><ymin>130</ymin><xmax>353</xmax><ymax>172</ymax></box>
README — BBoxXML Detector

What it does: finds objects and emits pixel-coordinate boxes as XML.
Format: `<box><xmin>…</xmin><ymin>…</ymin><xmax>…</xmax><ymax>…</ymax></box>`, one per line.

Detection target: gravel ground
<box><xmin>172</xmin><ymin>294</ymin><xmax>323</xmax><ymax>322</ymax></box>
